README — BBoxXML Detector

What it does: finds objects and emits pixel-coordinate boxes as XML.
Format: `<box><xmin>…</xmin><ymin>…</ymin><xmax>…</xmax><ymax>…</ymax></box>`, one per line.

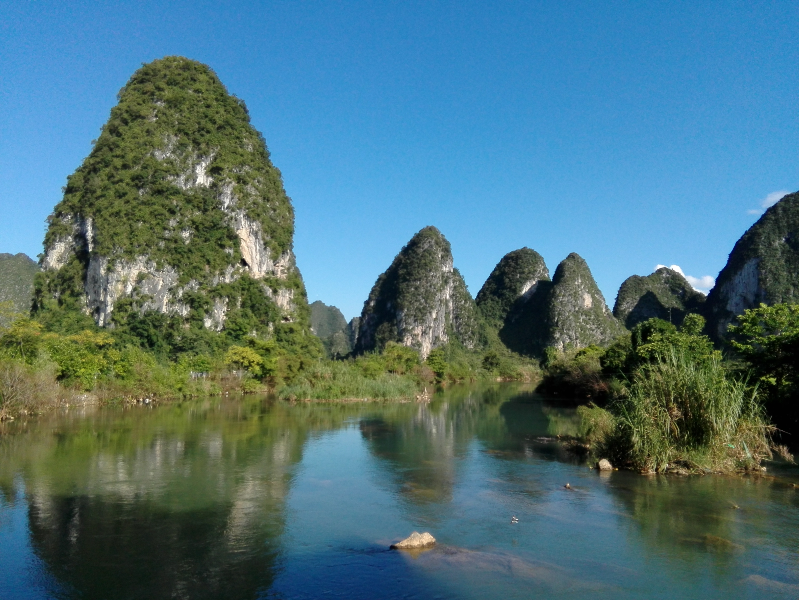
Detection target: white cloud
<box><xmin>748</xmin><ymin>189</ymin><xmax>790</xmax><ymax>215</ymax></box>
<box><xmin>761</xmin><ymin>189</ymin><xmax>790</xmax><ymax>209</ymax></box>
<box><xmin>655</xmin><ymin>264</ymin><xmax>715</xmax><ymax>294</ymax></box>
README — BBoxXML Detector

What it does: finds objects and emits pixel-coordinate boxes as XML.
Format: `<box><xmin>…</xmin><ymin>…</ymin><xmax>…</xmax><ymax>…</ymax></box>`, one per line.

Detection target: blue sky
<box><xmin>1</xmin><ymin>1</ymin><xmax>797</xmax><ymax>321</ymax></box>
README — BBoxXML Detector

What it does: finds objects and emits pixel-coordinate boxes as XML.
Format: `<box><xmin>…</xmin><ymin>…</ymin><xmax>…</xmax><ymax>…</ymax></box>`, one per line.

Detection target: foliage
<box><xmin>603</xmin><ymin>347</ymin><xmax>771</xmax><ymax>473</ymax></box>
<box><xmin>278</xmin><ymin>360</ymin><xmax>418</xmax><ymax>401</ymax></box>
<box><xmin>727</xmin><ymin>303</ymin><xmax>799</xmax><ymax>437</ymax></box>
<box><xmin>601</xmin><ymin>316</ymin><xmax>717</xmax><ymax>378</ymax></box>
<box><xmin>537</xmin><ymin>345</ymin><xmax>610</xmax><ymax>402</ymax></box>
<box><xmin>225</xmin><ymin>345</ymin><xmax>264</xmax><ymax>377</ymax></box>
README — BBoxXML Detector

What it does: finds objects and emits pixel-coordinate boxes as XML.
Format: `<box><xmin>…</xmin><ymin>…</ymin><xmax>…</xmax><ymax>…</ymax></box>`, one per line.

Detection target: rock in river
<box><xmin>391</xmin><ymin>531</ymin><xmax>436</xmax><ymax>550</ymax></box>
<box><xmin>597</xmin><ymin>459</ymin><xmax>613</xmax><ymax>471</ymax></box>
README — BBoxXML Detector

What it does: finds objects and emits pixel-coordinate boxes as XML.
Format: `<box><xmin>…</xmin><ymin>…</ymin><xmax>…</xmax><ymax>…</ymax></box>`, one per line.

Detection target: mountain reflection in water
<box><xmin>1</xmin><ymin>384</ymin><xmax>798</xmax><ymax>600</ymax></box>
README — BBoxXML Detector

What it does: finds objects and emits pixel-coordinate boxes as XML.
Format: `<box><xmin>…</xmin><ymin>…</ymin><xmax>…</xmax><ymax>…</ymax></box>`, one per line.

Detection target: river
<box><xmin>1</xmin><ymin>384</ymin><xmax>797</xmax><ymax>599</ymax></box>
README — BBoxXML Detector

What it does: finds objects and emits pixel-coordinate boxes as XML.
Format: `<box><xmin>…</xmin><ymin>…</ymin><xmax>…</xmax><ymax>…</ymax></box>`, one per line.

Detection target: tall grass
<box><xmin>278</xmin><ymin>360</ymin><xmax>420</xmax><ymax>401</ymax></box>
<box><xmin>603</xmin><ymin>348</ymin><xmax>771</xmax><ymax>473</ymax></box>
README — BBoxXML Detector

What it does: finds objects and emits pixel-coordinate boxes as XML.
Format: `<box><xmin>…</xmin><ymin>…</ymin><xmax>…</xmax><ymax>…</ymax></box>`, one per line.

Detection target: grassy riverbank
<box><xmin>544</xmin><ymin>311</ymin><xmax>797</xmax><ymax>473</ymax></box>
<box><xmin>0</xmin><ymin>305</ymin><xmax>540</xmax><ymax>418</ymax></box>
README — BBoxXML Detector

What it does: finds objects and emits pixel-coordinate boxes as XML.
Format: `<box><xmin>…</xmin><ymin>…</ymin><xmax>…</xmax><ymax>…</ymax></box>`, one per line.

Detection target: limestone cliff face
<box><xmin>354</xmin><ymin>227</ymin><xmax>481</xmax><ymax>359</ymax></box>
<box><xmin>35</xmin><ymin>57</ymin><xmax>309</xmax><ymax>334</ymax></box>
<box><xmin>501</xmin><ymin>253</ymin><xmax>623</xmax><ymax>355</ymax></box>
<box><xmin>707</xmin><ymin>191</ymin><xmax>799</xmax><ymax>338</ymax></box>
<box><xmin>613</xmin><ymin>267</ymin><xmax>706</xmax><ymax>329</ymax></box>
<box><xmin>476</xmin><ymin>248</ymin><xmax>549</xmax><ymax>329</ymax></box>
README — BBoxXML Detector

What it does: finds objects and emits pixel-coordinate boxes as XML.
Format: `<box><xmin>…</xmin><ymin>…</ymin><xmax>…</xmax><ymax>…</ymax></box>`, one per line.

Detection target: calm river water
<box><xmin>1</xmin><ymin>384</ymin><xmax>798</xmax><ymax>599</ymax></box>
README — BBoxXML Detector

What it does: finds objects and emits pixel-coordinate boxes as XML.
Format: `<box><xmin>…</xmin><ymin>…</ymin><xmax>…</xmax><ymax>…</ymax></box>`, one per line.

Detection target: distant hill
<box><xmin>0</xmin><ymin>253</ymin><xmax>39</xmax><ymax>316</ymax></box>
<box><xmin>310</xmin><ymin>301</ymin><xmax>353</xmax><ymax>357</ymax></box>
<box><xmin>310</xmin><ymin>301</ymin><xmax>348</xmax><ymax>338</ymax></box>
<box><xmin>500</xmin><ymin>253</ymin><xmax>624</xmax><ymax>355</ymax></box>
<box><xmin>613</xmin><ymin>267</ymin><xmax>706</xmax><ymax>330</ymax></box>
<box><xmin>354</xmin><ymin>226</ymin><xmax>482</xmax><ymax>358</ymax></box>
<box><xmin>476</xmin><ymin>247</ymin><xmax>549</xmax><ymax>330</ymax></box>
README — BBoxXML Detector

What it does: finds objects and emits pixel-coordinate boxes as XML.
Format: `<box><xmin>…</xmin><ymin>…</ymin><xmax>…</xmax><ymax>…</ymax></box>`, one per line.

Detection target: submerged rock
<box><xmin>390</xmin><ymin>531</ymin><xmax>437</xmax><ymax>550</ymax></box>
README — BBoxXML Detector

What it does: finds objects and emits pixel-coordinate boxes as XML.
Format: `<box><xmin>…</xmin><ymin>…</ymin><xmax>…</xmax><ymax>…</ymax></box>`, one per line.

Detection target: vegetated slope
<box><xmin>0</xmin><ymin>253</ymin><xmax>39</xmax><ymax>315</ymax></box>
<box><xmin>354</xmin><ymin>226</ymin><xmax>482</xmax><ymax>359</ymax></box>
<box><xmin>310</xmin><ymin>300</ymin><xmax>352</xmax><ymax>357</ymax></box>
<box><xmin>34</xmin><ymin>56</ymin><xmax>311</xmax><ymax>338</ymax></box>
<box><xmin>707</xmin><ymin>190</ymin><xmax>799</xmax><ymax>338</ymax></box>
<box><xmin>310</xmin><ymin>301</ymin><xmax>347</xmax><ymax>338</ymax></box>
<box><xmin>501</xmin><ymin>253</ymin><xmax>624</xmax><ymax>355</ymax></box>
<box><xmin>476</xmin><ymin>248</ymin><xmax>549</xmax><ymax>329</ymax></box>
<box><xmin>613</xmin><ymin>267</ymin><xmax>706</xmax><ymax>329</ymax></box>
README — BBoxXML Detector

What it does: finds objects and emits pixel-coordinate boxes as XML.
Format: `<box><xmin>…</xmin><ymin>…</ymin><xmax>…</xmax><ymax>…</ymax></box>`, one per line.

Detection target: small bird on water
<box><xmin>564</xmin><ymin>483</ymin><xmax>571</xmax><ymax>489</ymax></box>
<box><xmin>511</xmin><ymin>516</ymin><xmax>519</xmax><ymax>524</ymax></box>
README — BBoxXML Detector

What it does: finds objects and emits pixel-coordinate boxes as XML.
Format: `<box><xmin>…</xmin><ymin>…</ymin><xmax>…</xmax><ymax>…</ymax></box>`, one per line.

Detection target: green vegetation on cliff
<box><xmin>501</xmin><ymin>253</ymin><xmax>623</xmax><ymax>356</ymax></box>
<box><xmin>35</xmin><ymin>56</ymin><xmax>308</xmax><ymax>352</ymax></box>
<box><xmin>476</xmin><ymin>248</ymin><xmax>549</xmax><ymax>329</ymax></box>
<box><xmin>355</xmin><ymin>226</ymin><xmax>482</xmax><ymax>357</ymax></box>
<box><xmin>613</xmin><ymin>267</ymin><xmax>706</xmax><ymax>329</ymax></box>
<box><xmin>707</xmin><ymin>190</ymin><xmax>799</xmax><ymax>338</ymax></box>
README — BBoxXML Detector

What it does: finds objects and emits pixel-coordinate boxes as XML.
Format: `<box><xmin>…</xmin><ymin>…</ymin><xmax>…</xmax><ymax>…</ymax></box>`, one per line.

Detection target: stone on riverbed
<box><xmin>597</xmin><ymin>459</ymin><xmax>613</xmax><ymax>471</ymax></box>
<box><xmin>391</xmin><ymin>531</ymin><xmax>436</xmax><ymax>549</ymax></box>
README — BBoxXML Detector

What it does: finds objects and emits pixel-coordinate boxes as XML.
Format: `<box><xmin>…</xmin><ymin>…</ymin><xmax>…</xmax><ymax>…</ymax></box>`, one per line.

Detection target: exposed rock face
<box><xmin>706</xmin><ymin>191</ymin><xmax>799</xmax><ymax>338</ymax></box>
<box><xmin>501</xmin><ymin>253</ymin><xmax>623</xmax><ymax>355</ymax></box>
<box><xmin>390</xmin><ymin>531</ymin><xmax>436</xmax><ymax>550</ymax></box>
<box><xmin>613</xmin><ymin>267</ymin><xmax>706</xmax><ymax>329</ymax></box>
<box><xmin>35</xmin><ymin>56</ymin><xmax>309</xmax><ymax>334</ymax></box>
<box><xmin>354</xmin><ymin>227</ymin><xmax>482</xmax><ymax>359</ymax></box>
<box><xmin>0</xmin><ymin>253</ymin><xmax>39</xmax><ymax>317</ymax></box>
<box><xmin>476</xmin><ymin>248</ymin><xmax>550</xmax><ymax>329</ymax></box>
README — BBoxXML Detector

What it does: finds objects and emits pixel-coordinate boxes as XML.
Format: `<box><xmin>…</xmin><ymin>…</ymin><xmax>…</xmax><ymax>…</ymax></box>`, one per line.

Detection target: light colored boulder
<box><xmin>597</xmin><ymin>459</ymin><xmax>613</xmax><ymax>471</ymax></box>
<box><xmin>390</xmin><ymin>531</ymin><xmax>436</xmax><ymax>550</ymax></box>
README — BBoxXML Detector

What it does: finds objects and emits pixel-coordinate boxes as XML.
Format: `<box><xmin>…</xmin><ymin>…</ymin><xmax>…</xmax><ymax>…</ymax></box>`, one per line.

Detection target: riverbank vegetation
<box><xmin>0</xmin><ymin>302</ymin><xmax>540</xmax><ymax>418</ymax></box>
<box><xmin>540</xmin><ymin>308</ymin><xmax>799</xmax><ymax>472</ymax></box>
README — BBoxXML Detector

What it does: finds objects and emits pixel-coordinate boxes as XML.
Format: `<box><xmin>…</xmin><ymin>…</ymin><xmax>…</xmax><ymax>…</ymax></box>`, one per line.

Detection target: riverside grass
<box><xmin>595</xmin><ymin>347</ymin><xmax>772</xmax><ymax>473</ymax></box>
<box><xmin>277</xmin><ymin>360</ymin><xmax>420</xmax><ymax>401</ymax></box>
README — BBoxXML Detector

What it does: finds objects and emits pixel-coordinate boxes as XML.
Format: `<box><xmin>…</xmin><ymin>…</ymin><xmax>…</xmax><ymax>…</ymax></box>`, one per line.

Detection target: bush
<box><xmin>604</xmin><ymin>347</ymin><xmax>771</xmax><ymax>473</ymax></box>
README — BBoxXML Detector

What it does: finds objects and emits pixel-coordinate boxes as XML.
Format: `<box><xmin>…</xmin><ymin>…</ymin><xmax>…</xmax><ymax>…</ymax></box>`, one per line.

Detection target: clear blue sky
<box><xmin>1</xmin><ymin>1</ymin><xmax>797</xmax><ymax>321</ymax></box>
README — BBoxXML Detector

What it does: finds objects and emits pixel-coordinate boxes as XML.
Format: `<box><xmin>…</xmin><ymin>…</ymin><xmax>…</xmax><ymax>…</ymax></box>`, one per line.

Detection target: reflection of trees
<box><xmin>603</xmin><ymin>473</ymin><xmax>796</xmax><ymax>577</ymax></box>
<box><xmin>360</xmin><ymin>385</ymin><xmax>584</xmax><ymax>505</ymax></box>
<box><xmin>0</xmin><ymin>397</ymin><xmax>385</xmax><ymax>600</ymax></box>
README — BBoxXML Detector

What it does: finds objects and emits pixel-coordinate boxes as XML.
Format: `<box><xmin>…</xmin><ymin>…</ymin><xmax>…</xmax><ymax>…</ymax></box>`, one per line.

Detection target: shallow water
<box><xmin>1</xmin><ymin>384</ymin><xmax>798</xmax><ymax>599</ymax></box>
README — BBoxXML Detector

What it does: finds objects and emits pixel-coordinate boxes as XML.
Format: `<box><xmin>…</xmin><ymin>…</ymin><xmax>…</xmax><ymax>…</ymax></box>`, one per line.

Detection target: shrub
<box><xmin>604</xmin><ymin>347</ymin><xmax>771</xmax><ymax>473</ymax></box>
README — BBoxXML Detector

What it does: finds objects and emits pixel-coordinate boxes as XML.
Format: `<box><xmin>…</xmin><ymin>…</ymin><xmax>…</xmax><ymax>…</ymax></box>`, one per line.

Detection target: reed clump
<box><xmin>278</xmin><ymin>359</ymin><xmax>419</xmax><ymax>401</ymax></box>
<box><xmin>591</xmin><ymin>348</ymin><xmax>772</xmax><ymax>473</ymax></box>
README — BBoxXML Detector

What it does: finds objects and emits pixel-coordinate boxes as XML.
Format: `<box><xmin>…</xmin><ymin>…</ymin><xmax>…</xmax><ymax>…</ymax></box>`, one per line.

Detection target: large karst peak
<box><xmin>35</xmin><ymin>56</ymin><xmax>311</xmax><ymax>337</ymax></box>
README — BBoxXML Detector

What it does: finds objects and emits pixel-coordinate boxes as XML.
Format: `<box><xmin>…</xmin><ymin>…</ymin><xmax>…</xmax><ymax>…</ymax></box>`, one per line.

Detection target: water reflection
<box><xmin>0</xmin><ymin>386</ymin><xmax>797</xmax><ymax>600</ymax></box>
